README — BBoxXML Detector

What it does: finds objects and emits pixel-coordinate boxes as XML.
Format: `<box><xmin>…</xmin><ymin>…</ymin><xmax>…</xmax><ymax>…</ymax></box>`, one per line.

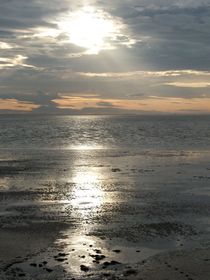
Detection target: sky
<box><xmin>1</xmin><ymin>0</ymin><xmax>210</xmax><ymax>114</ymax></box>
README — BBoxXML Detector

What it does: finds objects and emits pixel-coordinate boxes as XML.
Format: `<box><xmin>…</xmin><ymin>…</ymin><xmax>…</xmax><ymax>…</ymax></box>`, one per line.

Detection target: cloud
<box><xmin>96</xmin><ymin>101</ymin><xmax>116</xmax><ymax>107</ymax></box>
<box><xmin>165</xmin><ymin>82</ymin><xmax>210</xmax><ymax>88</ymax></box>
<box><xmin>0</xmin><ymin>0</ymin><xmax>210</xmax><ymax>113</ymax></box>
<box><xmin>52</xmin><ymin>95</ymin><xmax>210</xmax><ymax>114</ymax></box>
<box><xmin>0</xmin><ymin>55</ymin><xmax>37</xmax><ymax>69</ymax></box>
<box><xmin>0</xmin><ymin>98</ymin><xmax>39</xmax><ymax>111</ymax></box>
<box><xmin>78</xmin><ymin>70</ymin><xmax>210</xmax><ymax>78</ymax></box>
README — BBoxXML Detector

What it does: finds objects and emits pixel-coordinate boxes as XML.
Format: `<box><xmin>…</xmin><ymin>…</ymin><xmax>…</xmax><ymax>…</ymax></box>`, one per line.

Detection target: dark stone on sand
<box><xmin>92</xmin><ymin>254</ymin><xmax>106</xmax><ymax>261</ymax></box>
<box><xmin>55</xmin><ymin>257</ymin><xmax>67</xmax><ymax>262</ymax></box>
<box><xmin>39</xmin><ymin>264</ymin><xmax>43</xmax><ymax>267</ymax></box>
<box><xmin>18</xmin><ymin>273</ymin><xmax>25</xmax><ymax>277</ymax></box>
<box><xmin>80</xmin><ymin>265</ymin><xmax>89</xmax><ymax>272</ymax></box>
<box><xmin>110</xmin><ymin>260</ymin><xmax>121</xmax><ymax>265</ymax></box>
<box><xmin>136</xmin><ymin>250</ymin><xmax>140</xmax><ymax>253</ymax></box>
<box><xmin>30</xmin><ymin>263</ymin><xmax>37</xmax><ymax>267</ymax></box>
<box><xmin>103</xmin><ymin>273</ymin><xmax>111</xmax><ymax>277</ymax></box>
<box><xmin>123</xmin><ymin>269</ymin><xmax>138</xmax><ymax>276</ymax></box>
<box><xmin>81</xmin><ymin>255</ymin><xmax>86</xmax><ymax>258</ymax></box>
<box><xmin>93</xmin><ymin>260</ymin><xmax>100</xmax><ymax>264</ymax></box>
<box><xmin>111</xmin><ymin>168</ymin><xmax>121</xmax><ymax>172</ymax></box>
<box><xmin>43</xmin><ymin>261</ymin><xmax>47</xmax><ymax>265</ymax></box>
<box><xmin>103</xmin><ymin>260</ymin><xmax>121</xmax><ymax>268</ymax></box>
<box><xmin>94</xmin><ymin>249</ymin><xmax>102</xmax><ymax>254</ymax></box>
<box><xmin>58</xmin><ymin>252</ymin><xmax>68</xmax><ymax>257</ymax></box>
<box><xmin>46</xmin><ymin>268</ymin><xmax>53</xmax><ymax>273</ymax></box>
<box><xmin>113</xmin><ymin>249</ymin><xmax>121</xmax><ymax>253</ymax></box>
<box><xmin>103</xmin><ymin>261</ymin><xmax>110</xmax><ymax>267</ymax></box>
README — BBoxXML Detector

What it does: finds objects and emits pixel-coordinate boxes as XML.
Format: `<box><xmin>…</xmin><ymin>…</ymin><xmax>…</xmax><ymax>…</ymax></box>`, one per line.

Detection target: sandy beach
<box><xmin>1</xmin><ymin>144</ymin><xmax>210</xmax><ymax>279</ymax></box>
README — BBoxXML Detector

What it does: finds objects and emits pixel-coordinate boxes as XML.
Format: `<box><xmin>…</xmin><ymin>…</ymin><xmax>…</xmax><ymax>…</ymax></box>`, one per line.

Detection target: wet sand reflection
<box><xmin>56</xmin><ymin>159</ymin><xmax>110</xmax><ymax>276</ymax></box>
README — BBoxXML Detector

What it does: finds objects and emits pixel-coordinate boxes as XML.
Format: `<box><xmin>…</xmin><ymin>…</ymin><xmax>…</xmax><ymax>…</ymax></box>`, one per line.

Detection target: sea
<box><xmin>0</xmin><ymin>114</ymin><xmax>210</xmax><ymax>150</ymax></box>
<box><xmin>1</xmin><ymin>114</ymin><xmax>210</xmax><ymax>278</ymax></box>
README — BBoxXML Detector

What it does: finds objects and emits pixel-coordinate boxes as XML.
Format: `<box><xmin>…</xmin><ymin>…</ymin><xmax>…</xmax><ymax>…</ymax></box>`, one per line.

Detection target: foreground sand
<box><xmin>1</xmin><ymin>149</ymin><xmax>210</xmax><ymax>279</ymax></box>
<box><xmin>1</xmin><ymin>225</ymin><xmax>210</xmax><ymax>280</ymax></box>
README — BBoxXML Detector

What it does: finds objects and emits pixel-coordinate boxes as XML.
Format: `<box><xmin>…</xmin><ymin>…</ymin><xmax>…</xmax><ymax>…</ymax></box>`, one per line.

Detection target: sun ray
<box><xmin>58</xmin><ymin>6</ymin><xmax>120</xmax><ymax>54</ymax></box>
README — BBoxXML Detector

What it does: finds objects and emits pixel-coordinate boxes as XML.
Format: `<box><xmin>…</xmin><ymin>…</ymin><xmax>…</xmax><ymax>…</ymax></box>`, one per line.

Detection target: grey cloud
<box><xmin>96</xmin><ymin>101</ymin><xmax>116</xmax><ymax>107</ymax></box>
<box><xmin>0</xmin><ymin>0</ymin><xmax>210</xmax><ymax>113</ymax></box>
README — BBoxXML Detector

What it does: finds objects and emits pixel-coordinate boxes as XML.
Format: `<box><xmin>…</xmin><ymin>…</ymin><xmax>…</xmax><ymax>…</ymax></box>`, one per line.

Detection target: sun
<box><xmin>58</xmin><ymin>7</ymin><xmax>117</xmax><ymax>54</ymax></box>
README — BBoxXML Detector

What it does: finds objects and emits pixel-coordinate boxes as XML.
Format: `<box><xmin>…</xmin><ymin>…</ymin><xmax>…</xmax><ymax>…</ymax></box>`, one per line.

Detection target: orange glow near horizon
<box><xmin>1</xmin><ymin>96</ymin><xmax>210</xmax><ymax>114</ymax></box>
<box><xmin>0</xmin><ymin>99</ymin><xmax>40</xmax><ymax>111</ymax></box>
<box><xmin>52</xmin><ymin>95</ymin><xmax>210</xmax><ymax>113</ymax></box>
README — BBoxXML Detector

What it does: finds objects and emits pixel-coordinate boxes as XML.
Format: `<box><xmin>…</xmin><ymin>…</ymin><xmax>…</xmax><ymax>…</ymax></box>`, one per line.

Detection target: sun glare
<box><xmin>72</xmin><ymin>170</ymin><xmax>104</xmax><ymax>212</ymax></box>
<box><xmin>58</xmin><ymin>7</ymin><xmax>117</xmax><ymax>54</ymax></box>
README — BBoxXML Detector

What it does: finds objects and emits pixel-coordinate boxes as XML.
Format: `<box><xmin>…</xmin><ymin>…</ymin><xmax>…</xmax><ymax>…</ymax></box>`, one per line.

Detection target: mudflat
<box><xmin>1</xmin><ymin>147</ymin><xmax>210</xmax><ymax>279</ymax></box>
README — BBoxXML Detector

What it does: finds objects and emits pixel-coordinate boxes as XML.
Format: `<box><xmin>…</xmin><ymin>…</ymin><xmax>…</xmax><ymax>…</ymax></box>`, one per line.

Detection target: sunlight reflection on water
<box><xmin>71</xmin><ymin>170</ymin><xmax>104</xmax><ymax>213</ymax></box>
<box><xmin>55</xmin><ymin>158</ymin><xmax>110</xmax><ymax>275</ymax></box>
<box><xmin>70</xmin><ymin>144</ymin><xmax>105</xmax><ymax>150</ymax></box>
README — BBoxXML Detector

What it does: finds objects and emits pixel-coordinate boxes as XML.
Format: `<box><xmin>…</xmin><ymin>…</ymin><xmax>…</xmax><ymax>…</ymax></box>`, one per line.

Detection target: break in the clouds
<box><xmin>0</xmin><ymin>0</ymin><xmax>210</xmax><ymax>114</ymax></box>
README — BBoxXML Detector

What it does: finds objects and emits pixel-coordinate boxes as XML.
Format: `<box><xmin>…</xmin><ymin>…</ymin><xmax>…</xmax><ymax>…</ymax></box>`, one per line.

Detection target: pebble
<box><xmin>94</xmin><ymin>249</ymin><xmax>102</xmax><ymax>254</ymax></box>
<box><xmin>55</xmin><ymin>258</ymin><xmax>67</xmax><ymax>262</ymax></box>
<box><xmin>46</xmin><ymin>268</ymin><xmax>53</xmax><ymax>273</ymax></box>
<box><xmin>113</xmin><ymin>250</ymin><xmax>121</xmax><ymax>253</ymax></box>
<box><xmin>111</xmin><ymin>168</ymin><xmax>121</xmax><ymax>172</ymax></box>
<box><xmin>80</xmin><ymin>265</ymin><xmax>89</xmax><ymax>272</ymax></box>
<box><xmin>123</xmin><ymin>269</ymin><xmax>137</xmax><ymax>276</ymax></box>
<box><xmin>58</xmin><ymin>253</ymin><xmax>68</xmax><ymax>257</ymax></box>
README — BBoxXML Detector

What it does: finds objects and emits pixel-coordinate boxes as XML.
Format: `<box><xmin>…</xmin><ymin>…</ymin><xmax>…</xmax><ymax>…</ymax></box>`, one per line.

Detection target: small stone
<box><xmin>103</xmin><ymin>260</ymin><xmax>121</xmax><ymax>268</ymax></box>
<box><xmin>103</xmin><ymin>261</ymin><xmax>110</xmax><ymax>267</ymax></box>
<box><xmin>30</xmin><ymin>263</ymin><xmax>37</xmax><ymax>267</ymax></box>
<box><xmin>103</xmin><ymin>273</ymin><xmax>110</xmax><ymax>277</ymax></box>
<box><xmin>95</xmin><ymin>254</ymin><xmax>105</xmax><ymax>261</ymax></box>
<box><xmin>18</xmin><ymin>273</ymin><xmax>25</xmax><ymax>277</ymax></box>
<box><xmin>58</xmin><ymin>253</ymin><xmax>68</xmax><ymax>257</ymax></box>
<box><xmin>113</xmin><ymin>249</ymin><xmax>121</xmax><ymax>253</ymax></box>
<box><xmin>123</xmin><ymin>269</ymin><xmax>137</xmax><ymax>276</ymax></box>
<box><xmin>55</xmin><ymin>258</ymin><xmax>67</xmax><ymax>262</ymax></box>
<box><xmin>110</xmin><ymin>260</ymin><xmax>121</xmax><ymax>265</ymax></box>
<box><xmin>46</xmin><ymin>268</ymin><xmax>53</xmax><ymax>273</ymax></box>
<box><xmin>80</xmin><ymin>265</ymin><xmax>89</xmax><ymax>272</ymax></box>
<box><xmin>111</xmin><ymin>168</ymin><xmax>121</xmax><ymax>172</ymax></box>
<box><xmin>94</xmin><ymin>249</ymin><xmax>102</xmax><ymax>254</ymax></box>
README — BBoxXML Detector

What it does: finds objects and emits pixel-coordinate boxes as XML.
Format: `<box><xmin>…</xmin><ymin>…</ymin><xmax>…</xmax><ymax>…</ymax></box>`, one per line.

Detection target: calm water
<box><xmin>0</xmin><ymin>114</ymin><xmax>210</xmax><ymax>150</ymax></box>
<box><xmin>1</xmin><ymin>115</ymin><xmax>210</xmax><ymax>279</ymax></box>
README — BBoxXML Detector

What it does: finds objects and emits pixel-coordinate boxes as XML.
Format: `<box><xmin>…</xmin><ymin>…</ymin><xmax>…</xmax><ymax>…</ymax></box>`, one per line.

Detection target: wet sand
<box><xmin>1</xmin><ymin>149</ymin><xmax>210</xmax><ymax>279</ymax></box>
